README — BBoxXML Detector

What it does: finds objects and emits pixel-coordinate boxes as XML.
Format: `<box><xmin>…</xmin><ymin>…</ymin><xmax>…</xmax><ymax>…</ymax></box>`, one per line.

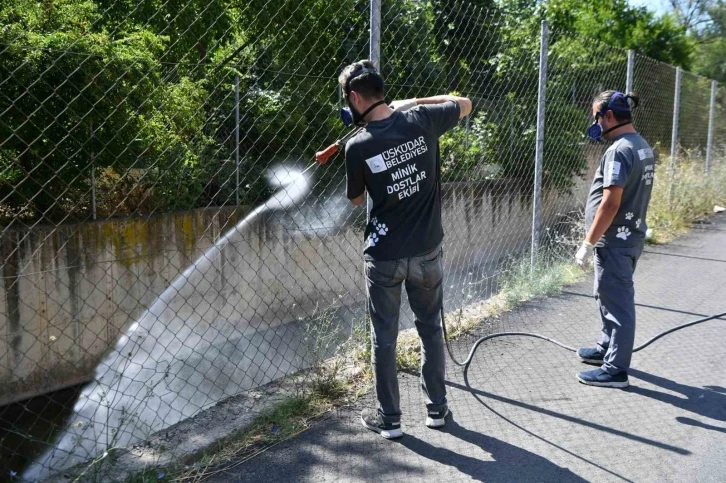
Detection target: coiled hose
<box><xmin>440</xmin><ymin>306</ymin><xmax>726</xmax><ymax>372</ymax></box>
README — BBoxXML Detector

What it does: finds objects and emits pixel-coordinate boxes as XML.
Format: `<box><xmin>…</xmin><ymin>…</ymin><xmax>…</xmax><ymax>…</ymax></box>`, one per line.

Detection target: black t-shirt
<box><xmin>345</xmin><ymin>101</ymin><xmax>460</xmax><ymax>261</ymax></box>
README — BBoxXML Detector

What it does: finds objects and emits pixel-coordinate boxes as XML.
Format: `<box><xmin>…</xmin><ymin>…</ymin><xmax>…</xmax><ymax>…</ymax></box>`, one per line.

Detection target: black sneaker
<box><xmin>577</xmin><ymin>368</ymin><xmax>629</xmax><ymax>388</ymax></box>
<box><xmin>425</xmin><ymin>406</ymin><xmax>449</xmax><ymax>429</ymax></box>
<box><xmin>577</xmin><ymin>347</ymin><xmax>605</xmax><ymax>365</ymax></box>
<box><xmin>361</xmin><ymin>409</ymin><xmax>403</xmax><ymax>439</ymax></box>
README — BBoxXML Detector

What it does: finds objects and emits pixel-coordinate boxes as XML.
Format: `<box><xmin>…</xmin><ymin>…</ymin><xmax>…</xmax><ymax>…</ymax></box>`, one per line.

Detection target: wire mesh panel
<box><xmin>679</xmin><ymin>71</ymin><xmax>713</xmax><ymax>161</ymax></box>
<box><xmin>633</xmin><ymin>54</ymin><xmax>679</xmax><ymax>157</ymax></box>
<box><xmin>543</xmin><ymin>29</ymin><xmax>629</xmax><ymax>228</ymax></box>
<box><xmin>0</xmin><ymin>0</ymin><xmax>725</xmax><ymax>480</ymax></box>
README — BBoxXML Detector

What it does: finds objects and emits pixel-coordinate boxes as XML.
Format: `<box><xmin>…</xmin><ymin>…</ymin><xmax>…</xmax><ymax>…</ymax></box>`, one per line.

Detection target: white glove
<box><xmin>390</xmin><ymin>99</ymin><xmax>417</xmax><ymax>112</ymax></box>
<box><xmin>575</xmin><ymin>241</ymin><xmax>595</xmax><ymax>269</ymax></box>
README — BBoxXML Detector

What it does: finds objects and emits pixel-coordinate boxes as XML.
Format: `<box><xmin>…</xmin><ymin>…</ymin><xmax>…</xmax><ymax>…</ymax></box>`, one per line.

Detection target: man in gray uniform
<box><xmin>575</xmin><ymin>90</ymin><xmax>655</xmax><ymax>388</ymax></box>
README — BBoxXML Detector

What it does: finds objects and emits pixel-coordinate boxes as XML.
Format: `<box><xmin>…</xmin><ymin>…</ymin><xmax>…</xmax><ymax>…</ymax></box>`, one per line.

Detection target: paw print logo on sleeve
<box><xmin>625</xmin><ymin>212</ymin><xmax>634</xmax><ymax>221</ymax></box>
<box><xmin>377</xmin><ymin>223</ymin><xmax>388</xmax><ymax>235</ymax></box>
<box><xmin>616</xmin><ymin>226</ymin><xmax>631</xmax><ymax>240</ymax></box>
<box><xmin>636</xmin><ymin>218</ymin><xmax>642</xmax><ymax>229</ymax></box>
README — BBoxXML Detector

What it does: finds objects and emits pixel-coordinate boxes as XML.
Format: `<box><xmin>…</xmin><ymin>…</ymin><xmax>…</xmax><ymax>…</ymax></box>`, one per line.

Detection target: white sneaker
<box><xmin>425</xmin><ymin>406</ymin><xmax>449</xmax><ymax>428</ymax></box>
<box><xmin>361</xmin><ymin>409</ymin><xmax>403</xmax><ymax>439</ymax></box>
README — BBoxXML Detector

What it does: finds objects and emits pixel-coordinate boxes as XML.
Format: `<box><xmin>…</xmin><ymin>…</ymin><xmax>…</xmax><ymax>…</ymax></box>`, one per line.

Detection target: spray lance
<box><xmin>304</xmin><ymin>99</ymin><xmax>418</xmax><ymax>175</ymax></box>
<box><xmin>307</xmin><ymin>125</ymin><xmax>365</xmax><ymax>173</ymax></box>
<box><xmin>305</xmin><ymin>103</ymin><xmax>370</xmax><ymax>174</ymax></box>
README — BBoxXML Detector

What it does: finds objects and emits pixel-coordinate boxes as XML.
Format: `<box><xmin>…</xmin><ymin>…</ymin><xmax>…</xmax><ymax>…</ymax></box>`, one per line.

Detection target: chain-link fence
<box><xmin>1</xmin><ymin>0</ymin><xmax>725</xmax><ymax>479</ymax></box>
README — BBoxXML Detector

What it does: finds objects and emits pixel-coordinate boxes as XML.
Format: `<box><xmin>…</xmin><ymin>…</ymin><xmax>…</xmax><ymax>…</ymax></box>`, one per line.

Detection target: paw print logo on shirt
<box><xmin>616</xmin><ymin>226</ymin><xmax>631</xmax><ymax>240</ymax></box>
<box><xmin>368</xmin><ymin>232</ymin><xmax>379</xmax><ymax>247</ymax></box>
<box><xmin>625</xmin><ymin>212</ymin><xmax>634</xmax><ymax>221</ymax></box>
<box><xmin>369</xmin><ymin>218</ymin><xmax>389</xmax><ymax>244</ymax></box>
<box><xmin>636</xmin><ymin>218</ymin><xmax>642</xmax><ymax>229</ymax></box>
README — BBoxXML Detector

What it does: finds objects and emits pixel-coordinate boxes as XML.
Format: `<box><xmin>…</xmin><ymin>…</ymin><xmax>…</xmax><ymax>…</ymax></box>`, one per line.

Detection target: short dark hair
<box><xmin>338</xmin><ymin>60</ymin><xmax>385</xmax><ymax>100</ymax></box>
<box><xmin>592</xmin><ymin>90</ymin><xmax>640</xmax><ymax>122</ymax></box>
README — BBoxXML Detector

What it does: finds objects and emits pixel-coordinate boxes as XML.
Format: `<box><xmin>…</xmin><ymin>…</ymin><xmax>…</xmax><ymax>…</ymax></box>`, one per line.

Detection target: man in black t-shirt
<box><xmin>339</xmin><ymin>60</ymin><xmax>472</xmax><ymax>439</ymax></box>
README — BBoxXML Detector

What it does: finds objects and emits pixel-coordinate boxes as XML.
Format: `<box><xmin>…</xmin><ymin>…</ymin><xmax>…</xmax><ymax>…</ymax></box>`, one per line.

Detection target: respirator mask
<box><xmin>587</xmin><ymin>92</ymin><xmax>635</xmax><ymax>143</ymax></box>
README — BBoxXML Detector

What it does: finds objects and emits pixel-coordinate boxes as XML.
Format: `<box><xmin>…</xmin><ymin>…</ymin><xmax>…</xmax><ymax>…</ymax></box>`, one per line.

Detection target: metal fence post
<box><xmin>370</xmin><ymin>0</ymin><xmax>381</xmax><ymax>69</ymax></box>
<box><xmin>235</xmin><ymin>73</ymin><xmax>240</xmax><ymax>205</ymax></box>
<box><xmin>90</xmin><ymin>122</ymin><xmax>96</xmax><ymax>221</ymax></box>
<box><xmin>668</xmin><ymin>67</ymin><xmax>682</xmax><ymax>208</ymax></box>
<box><xmin>364</xmin><ymin>0</ymin><xmax>382</xmax><ymax>337</ymax></box>
<box><xmin>706</xmin><ymin>80</ymin><xmax>717</xmax><ymax>175</ymax></box>
<box><xmin>510</xmin><ymin>98</ymin><xmax>515</xmax><ymax>153</ymax></box>
<box><xmin>367</xmin><ymin>0</ymin><xmax>381</xmax><ymax>219</ymax></box>
<box><xmin>531</xmin><ymin>20</ymin><xmax>548</xmax><ymax>266</ymax></box>
<box><xmin>626</xmin><ymin>50</ymin><xmax>634</xmax><ymax>94</ymax></box>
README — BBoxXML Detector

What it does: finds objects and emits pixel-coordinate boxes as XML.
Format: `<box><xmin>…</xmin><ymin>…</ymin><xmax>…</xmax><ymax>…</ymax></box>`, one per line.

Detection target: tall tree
<box><xmin>672</xmin><ymin>0</ymin><xmax>726</xmax><ymax>82</ymax></box>
<box><xmin>667</xmin><ymin>0</ymin><xmax>715</xmax><ymax>32</ymax></box>
<box><xmin>544</xmin><ymin>0</ymin><xmax>693</xmax><ymax>67</ymax></box>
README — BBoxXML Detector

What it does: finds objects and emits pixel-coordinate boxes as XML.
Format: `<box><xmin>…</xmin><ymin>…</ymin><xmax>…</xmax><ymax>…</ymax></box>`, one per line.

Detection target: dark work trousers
<box><xmin>365</xmin><ymin>244</ymin><xmax>447</xmax><ymax>423</ymax></box>
<box><xmin>594</xmin><ymin>244</ymin><xmax>644</xmax><ymax>374</ymax></box>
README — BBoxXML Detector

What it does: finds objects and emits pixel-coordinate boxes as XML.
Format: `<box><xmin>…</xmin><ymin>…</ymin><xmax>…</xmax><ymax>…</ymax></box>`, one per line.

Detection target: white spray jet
<box><xmin>23</xmin><ymin>166</ymin><xmax>310</xmax><ymax>481</ymax></box>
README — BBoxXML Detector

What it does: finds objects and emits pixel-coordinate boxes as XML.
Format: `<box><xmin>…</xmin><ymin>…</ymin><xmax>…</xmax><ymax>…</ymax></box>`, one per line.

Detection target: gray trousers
<box><xmin>594</xmin><ymin>245</ymin><xmax>644</xmax><ymax>374</ymax></box>
<box><xmin>365</xmin><ymin>244</ymin><xmax>447</xmax><ymax>423</ymax></box>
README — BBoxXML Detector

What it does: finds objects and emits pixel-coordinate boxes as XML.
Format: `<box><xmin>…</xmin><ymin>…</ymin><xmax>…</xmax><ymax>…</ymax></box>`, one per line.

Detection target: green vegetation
<box><xmin>3</xmin><ymin>0</ymin><xmax>717</xmax><ymax>224</ymax></box>
<box><xmin>118</xmin><ymin>393</ymin><xmax>339</xmax><ymax>482</ymax></box>
<box><xmin>647</xmin><ymin>155</ymin><xmax>726</xmax><ymax>243</ymax></box>
<box><xmin>499</xmin><ymin>253</ymin><xmax>583</xmax><ymax>308</ymax></box>
<box><xmin>669</xmin><ymin>0</ymin><xmax>726</xmax><ymax>83</ymax></box>
<box><xmin>168</xmin><ymin>395</ymin><xmax>334</xmax><ymax>482</ymax></box>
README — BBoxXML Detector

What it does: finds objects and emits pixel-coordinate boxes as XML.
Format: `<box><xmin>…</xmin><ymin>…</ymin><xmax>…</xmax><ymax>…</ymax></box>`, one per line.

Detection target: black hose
<box><xmin>631</xmin><ymin>312</ymin><xmax>726</xmax><ymax>352</ymax></box>
<box><xmin>440</xmin><ymin>306</ymin><xmax>726</xmax><ymax>372</ymax></box>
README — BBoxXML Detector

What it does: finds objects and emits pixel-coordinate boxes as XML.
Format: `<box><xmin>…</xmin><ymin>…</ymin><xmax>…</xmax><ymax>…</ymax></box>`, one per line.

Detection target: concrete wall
<box><xmin>0</xmin><ymin>177</ymin><xmax>588</xmax><ymax>406</ymax></box>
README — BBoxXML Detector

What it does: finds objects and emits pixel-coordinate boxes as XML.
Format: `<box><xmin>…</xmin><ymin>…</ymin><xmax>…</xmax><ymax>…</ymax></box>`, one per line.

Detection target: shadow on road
<box><xmin>448</xmin><ymin>378</ymin><xmax>690</xmax><ymax>456</ymax></box>
<box><xmin>397</xmin><ymin>416</ymin><xmax>588</xmax><ymax>482</ymax></box>
<box><xmin>628</xmin><ymin>369</ymin><xmax>726</xmax><ymax>424</ymax></box>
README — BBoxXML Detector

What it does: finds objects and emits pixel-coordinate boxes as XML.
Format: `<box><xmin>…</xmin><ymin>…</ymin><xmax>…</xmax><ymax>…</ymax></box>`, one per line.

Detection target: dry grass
<box><xmin>647</xmin><ymin>157</ymin><xmax>726</xmax><ymax>243</ymax></box>
<box><xmin>168</xmin><ymin>394</ymin><xmax>335</xmax><ymax>482</ymax></box>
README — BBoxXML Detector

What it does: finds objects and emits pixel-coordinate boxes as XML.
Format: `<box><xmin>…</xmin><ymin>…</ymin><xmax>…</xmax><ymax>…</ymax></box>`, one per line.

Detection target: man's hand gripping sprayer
<box><xmin>310</xmin><ymin>125</ymin><xmax>365</xmax><ymax>170</ymax></box>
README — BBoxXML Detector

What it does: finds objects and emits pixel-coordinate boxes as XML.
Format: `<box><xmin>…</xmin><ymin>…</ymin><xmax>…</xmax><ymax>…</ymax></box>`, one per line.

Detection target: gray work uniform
<box><xmin>584</xmin><ymin>132</ymin><xmax>656</xmax><ymax>374</ymax></box>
